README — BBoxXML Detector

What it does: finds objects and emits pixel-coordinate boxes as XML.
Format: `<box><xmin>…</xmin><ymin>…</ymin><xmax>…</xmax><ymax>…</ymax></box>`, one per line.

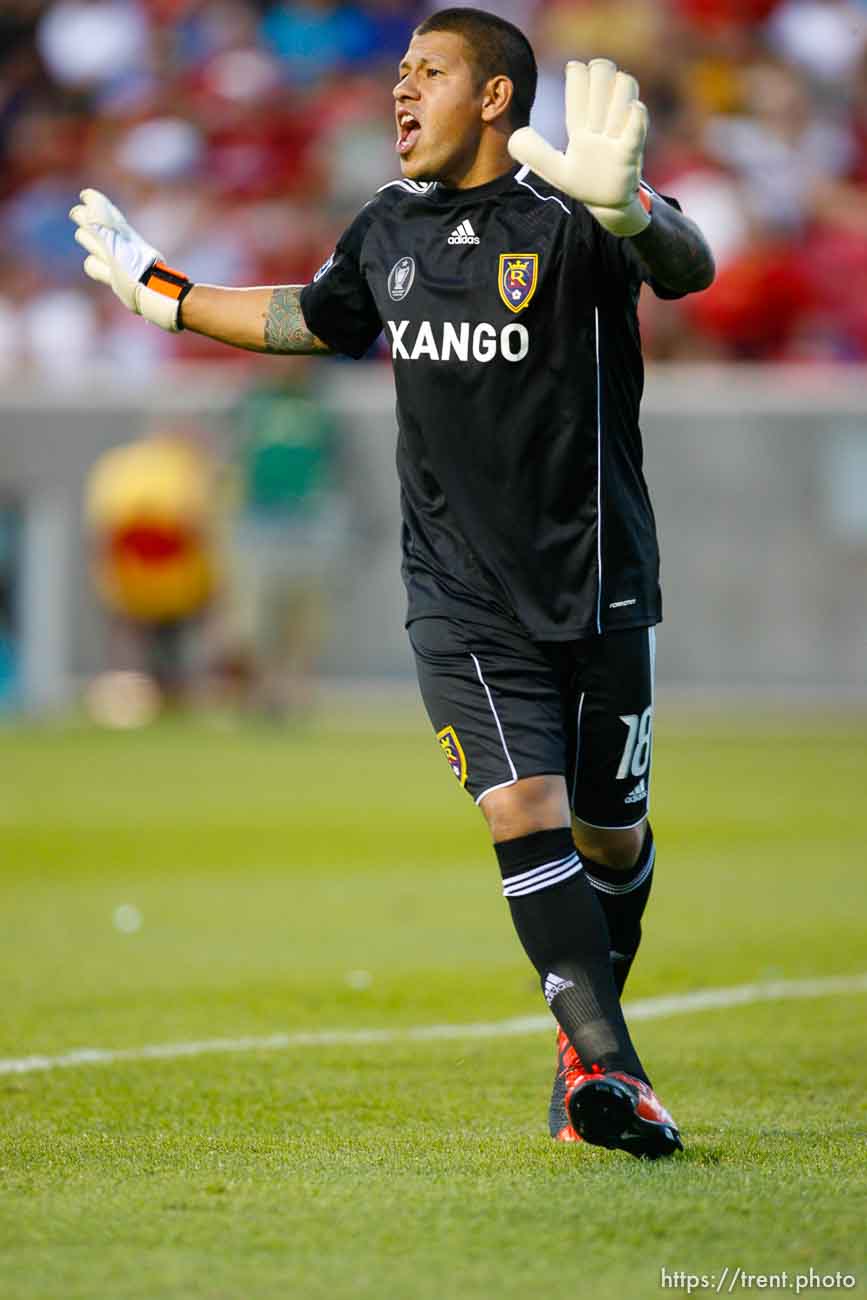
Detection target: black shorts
<box><xmin>408</xmin><ymin>617</ymin><xmax>656</xmax><ymax>829</ymax></box>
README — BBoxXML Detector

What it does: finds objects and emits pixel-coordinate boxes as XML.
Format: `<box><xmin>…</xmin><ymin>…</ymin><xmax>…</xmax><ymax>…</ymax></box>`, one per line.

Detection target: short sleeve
<box><xmin>593</xmin><ymin>187</ymin><xmax>687</xmax><ymax>301</ymax></box>
<box><xmin>300</xmin><ymin>209</ymin><xmax>382</xmax><ymax>358</ymax></box>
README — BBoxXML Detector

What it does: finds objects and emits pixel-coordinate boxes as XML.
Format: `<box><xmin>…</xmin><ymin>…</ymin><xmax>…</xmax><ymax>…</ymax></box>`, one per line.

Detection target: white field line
<box><xmin>2</xmin><ymin>973</ymin><xmax>865</xmax><ymax>1078</ymax></box>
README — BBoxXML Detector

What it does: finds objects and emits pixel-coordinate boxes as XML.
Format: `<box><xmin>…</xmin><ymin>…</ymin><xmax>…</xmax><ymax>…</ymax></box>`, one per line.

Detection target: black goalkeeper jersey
<box><xmin>300</xmin><ymin>164</ymin><xmax>682</xmax><ymax>641</ymax></box>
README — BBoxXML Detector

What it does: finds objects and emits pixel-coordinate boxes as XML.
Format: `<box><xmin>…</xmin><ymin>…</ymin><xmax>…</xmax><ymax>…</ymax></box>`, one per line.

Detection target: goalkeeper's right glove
<box><xmin>69</xmin><ymin>188</ymin><xmax>192</xmax><ymax>332</ymax></box>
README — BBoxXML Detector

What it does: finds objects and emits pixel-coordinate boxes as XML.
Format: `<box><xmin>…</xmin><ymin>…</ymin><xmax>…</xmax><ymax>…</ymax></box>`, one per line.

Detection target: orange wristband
<box><xmin>140</xmin><ymin>261</ymin><xmax>193</xmax><ymax>324</ymax></box>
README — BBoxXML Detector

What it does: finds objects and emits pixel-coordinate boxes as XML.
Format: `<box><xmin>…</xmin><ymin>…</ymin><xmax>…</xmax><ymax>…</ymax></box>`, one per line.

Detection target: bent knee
<box><xmin>572</xmin><ymin>818</ymin><xmax>647</xmax><ymax>869</ymax></box>
<box><xmin>480</xmin><ymin>774</ymin><xmax>570</xmax><ymax>842</ymax></box>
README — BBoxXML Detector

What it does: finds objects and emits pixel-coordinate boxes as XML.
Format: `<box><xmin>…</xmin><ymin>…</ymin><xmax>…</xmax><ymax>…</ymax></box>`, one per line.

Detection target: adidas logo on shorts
<box><xmin>624</xmin><ymin>779</ymin><xmax>647</xmax><ymax>805</ymax></box>
<box><xmin>448</xmin><ymin>219</ymin><xmax>480</xmax><ymax>245</ymax></box>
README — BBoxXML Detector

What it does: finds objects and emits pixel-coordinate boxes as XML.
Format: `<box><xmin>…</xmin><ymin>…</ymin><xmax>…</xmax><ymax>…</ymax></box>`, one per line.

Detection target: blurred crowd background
<box><xmin>3</xmin><ymin>0</ymin><xmax>867</xmax><ymax>719</ymax></box>
<box><xmin>2</xmin><ymin>0</ymin><xmax>867</xmax><ymax>373</ymax></box>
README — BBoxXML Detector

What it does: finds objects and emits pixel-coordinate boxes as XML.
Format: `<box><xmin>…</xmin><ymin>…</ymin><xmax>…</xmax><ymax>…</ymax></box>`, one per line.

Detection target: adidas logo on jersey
<box><xmin>624</xmin><ymin>779</ymin><xmax>647</xmax><ymax>805</ymax></box>
<box><xmin>448</xmin><ymin>219</ymin><xmax>480</xmax><ymax>245</ymax></box>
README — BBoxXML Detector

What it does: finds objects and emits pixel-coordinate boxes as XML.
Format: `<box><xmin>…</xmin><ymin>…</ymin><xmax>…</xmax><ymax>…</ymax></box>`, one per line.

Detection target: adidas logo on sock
<box><xmin>543</xmin><ymin>972</ymin><xmax>575</xmax><ymax>1006</ymax></box>
<box><xmin>448</xmin><ymin>219</ymin><xmax>480</xmax><ymax>245</ymax></box>
<box><xmin>624</xmin><ymin>779</ymin><xmax>647</xmax><ymax>804</ymax></box>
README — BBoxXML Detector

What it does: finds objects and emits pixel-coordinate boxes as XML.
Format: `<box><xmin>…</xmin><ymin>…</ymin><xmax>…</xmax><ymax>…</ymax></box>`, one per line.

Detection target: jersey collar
<box><xmin>428</xmin><ymin>164</ymin><xmax>521</xmax><ymax>206</ymax></box>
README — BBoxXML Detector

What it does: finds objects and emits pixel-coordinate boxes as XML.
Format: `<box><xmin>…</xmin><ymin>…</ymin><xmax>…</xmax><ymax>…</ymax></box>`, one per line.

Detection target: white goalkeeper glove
<box><xmin>69</xmin><ymin>188</ymin><xmax>192</xmax><ymax>331</ymax></box>
<box><xmin>508</xmin><ymin>59</ymin><xmax>651</xmax><ymax>238</ymax></box>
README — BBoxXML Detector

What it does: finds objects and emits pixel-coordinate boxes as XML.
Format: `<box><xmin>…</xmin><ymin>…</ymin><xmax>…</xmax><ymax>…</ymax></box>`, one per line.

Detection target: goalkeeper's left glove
<box><xmin>69</xmin><ymin>188</ymin><xmax>192</xmax><ymax>331</ymax></box>
<box><xmin>508</xmin><ymin>58</ymin><xmax>651</xmax><ymax>238</ymax></box>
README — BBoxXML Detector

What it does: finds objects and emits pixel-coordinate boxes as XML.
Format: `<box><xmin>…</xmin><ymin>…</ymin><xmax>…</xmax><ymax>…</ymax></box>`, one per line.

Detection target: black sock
<box><xmin>581</xmin><ymin>825</ymin><xmax>656</xmax><ymax>996</ymax></box>
<box><xmin>495</xmin><ymin>827</ymin><xmax>648</xmax><ymax>1083</ymax></box>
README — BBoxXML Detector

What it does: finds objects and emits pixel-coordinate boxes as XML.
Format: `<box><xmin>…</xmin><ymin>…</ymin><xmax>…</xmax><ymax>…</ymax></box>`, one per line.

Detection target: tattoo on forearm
<box><xmin>263</xmin><ymin>286</ymin><xmax>330</xmax><ymax>354</ymax></box>
<box><xmin>630</xmin><ymin>203</ymin><xmax>715</xmax><ymax>294</ymax></box>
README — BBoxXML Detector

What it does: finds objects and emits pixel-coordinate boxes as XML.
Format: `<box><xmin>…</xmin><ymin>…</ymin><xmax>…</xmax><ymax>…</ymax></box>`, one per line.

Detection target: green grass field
<box><xmin>1</xmin><ymin>702</ymin><xmax>865</xmax><ymax>1299</ymax></box>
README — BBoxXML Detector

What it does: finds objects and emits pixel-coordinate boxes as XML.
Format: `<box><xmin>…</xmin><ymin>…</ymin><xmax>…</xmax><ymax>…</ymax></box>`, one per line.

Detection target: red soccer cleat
<box><xmin>566</xmin><ymin>1069</ymin><xmax>683</xmax><ymax>1159</ymax></box>
<box><xmin>549</xmin><ymin>1025</ymin><xmax>588</xmax><ymax>1142</ymax></box>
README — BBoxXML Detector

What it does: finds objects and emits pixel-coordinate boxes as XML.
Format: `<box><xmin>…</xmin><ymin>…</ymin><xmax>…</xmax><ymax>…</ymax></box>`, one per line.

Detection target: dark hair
<box><xmin>415</xmin><ymin>7</ymin><xmax>537</xmax><ymax>128</ymax></box>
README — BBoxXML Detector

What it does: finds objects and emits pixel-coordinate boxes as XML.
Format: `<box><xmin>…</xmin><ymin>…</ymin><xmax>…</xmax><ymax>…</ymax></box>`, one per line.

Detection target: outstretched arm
<box><xmin>628</xmin><ymin>198</ymin><xmax>715</xmax><ymax>295</ymax></box>
<box><xmin>181</xmin><ymin>284</ymin><xmax>331</xmax><ymax>354</ymax></box>
<box><xmin>70</xmin><ymin>190</ymin><xmax>331</xmax><ymax>354</ymax></box>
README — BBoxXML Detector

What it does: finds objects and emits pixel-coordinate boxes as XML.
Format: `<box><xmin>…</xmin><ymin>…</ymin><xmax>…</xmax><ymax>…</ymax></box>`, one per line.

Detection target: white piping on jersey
<box><xmin>516</xmin><ymin>167</ymin><xmax>659</xmax><ymax>214</ymax></box>
<box><xmin>594</xmin><ymin>306</ymin><xmax>603</xmax><ymax>634</ymax></box>
<box><xmin>376</xmin><ymin>178</ymin><xmax>437</xmax><ymax>195</ymax></box>
<box><xmin>470</xmin><ymin>652</ymin><xmax>518</xmax><ymax>789</ymax></box>
<box><xmin>376</xmin><ymin>173</ymin><xmax>654</xmax><ymax>205</ymax></box>
<box><xmin>514</xmin><ymin>165</ymin><xmax>570</xmax><ymax>215</ymax></box>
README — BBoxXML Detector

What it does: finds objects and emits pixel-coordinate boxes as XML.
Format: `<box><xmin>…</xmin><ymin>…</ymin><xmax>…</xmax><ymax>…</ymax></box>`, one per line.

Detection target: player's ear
<box><xmin>481</xmin><ymin>74</ymin><xmax>514</xmax><ymax>126</ymax></box>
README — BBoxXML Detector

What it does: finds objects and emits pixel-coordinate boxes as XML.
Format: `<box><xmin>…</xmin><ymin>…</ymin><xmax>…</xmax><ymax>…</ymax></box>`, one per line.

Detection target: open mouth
<box><xmin>397</xmin><ymin>111</ymin><xmax>421</xmax><ymax>156</ymax></box>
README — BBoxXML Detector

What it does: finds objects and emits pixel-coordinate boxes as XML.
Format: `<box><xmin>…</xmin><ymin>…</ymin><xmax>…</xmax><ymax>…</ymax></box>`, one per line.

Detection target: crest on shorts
<box><xmin>498</xmin><ymin>253</ymin><xmax>538</xmax><ymax>313</ymax></box>
<box><xmin>437</xmin><ymin>724</ymin><xmax>467</xmax><ymax>787</ymax></box>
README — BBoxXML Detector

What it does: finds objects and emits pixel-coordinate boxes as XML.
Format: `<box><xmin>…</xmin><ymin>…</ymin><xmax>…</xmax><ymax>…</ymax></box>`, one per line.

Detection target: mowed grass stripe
<box><xmin>3</xmin><ymin>972</ymin><xmax>864</xmax><ymax>1076</ymax></box>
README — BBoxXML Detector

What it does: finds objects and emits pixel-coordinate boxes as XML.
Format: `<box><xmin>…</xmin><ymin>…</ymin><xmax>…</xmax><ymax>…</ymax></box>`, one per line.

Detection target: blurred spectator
<box><xmin>672</xmin><ymin>0</ymin><xmax>780</xmax><ymax>35</ymax></box>
<box><xmin>85</xmin><ymin>432</ymin><xmax>221</xmax><ymax>703</ymax></box>
<box><xmin>703</xmin><ymin>59</ymin><xmax>852</xmax><ymax>235</ymax></box>
<box><xmin>765</xmin><ymin>0</ymin><xmax>867</xmax><ymax>85</ymax></box>
<box><xmin>37</xmin><ymin>0</ymin><xmax>154</xmax><ymax>99</ymax></box>
<box><xmin>114</xmin><ymin>116</ymin><xmax>205</xmax><ymax>183</ymax></box>
<box><xmin>2</xmin><ymin>0</ymin><xmax>867</xmax><ymax>363</ymax></box>
<box><xmin>221</xmin><ymin>363</ymin><xmax>347</xmax><ymax>718</ymax></box>
<box><xmin>260</xmin><ymin>1</ymin><xmax>379</xmax><ymax>83</ymax></box>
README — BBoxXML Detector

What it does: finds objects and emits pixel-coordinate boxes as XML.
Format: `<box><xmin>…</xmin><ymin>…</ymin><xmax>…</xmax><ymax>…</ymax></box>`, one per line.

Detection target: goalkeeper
<box><xmin>71</xmin><ymin>7</ymin><xmax>714</xmax><ymax>1158</ymax></box>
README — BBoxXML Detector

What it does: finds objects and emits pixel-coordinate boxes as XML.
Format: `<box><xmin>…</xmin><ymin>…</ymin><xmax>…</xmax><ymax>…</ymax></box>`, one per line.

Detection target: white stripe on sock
<box><xmin>585</xmin><ymin>844</ymin><xmax>656</xmax><ymax>896</ymax></box>
<box><xmin>501</xmin><ymin>851</ymin><xmax>578</xmax><ymax>889</ymax></box>
<box><xmin>503</xmin><ymin>856</ymin><xmax>583</xmax><ymax>898</ymax></box>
